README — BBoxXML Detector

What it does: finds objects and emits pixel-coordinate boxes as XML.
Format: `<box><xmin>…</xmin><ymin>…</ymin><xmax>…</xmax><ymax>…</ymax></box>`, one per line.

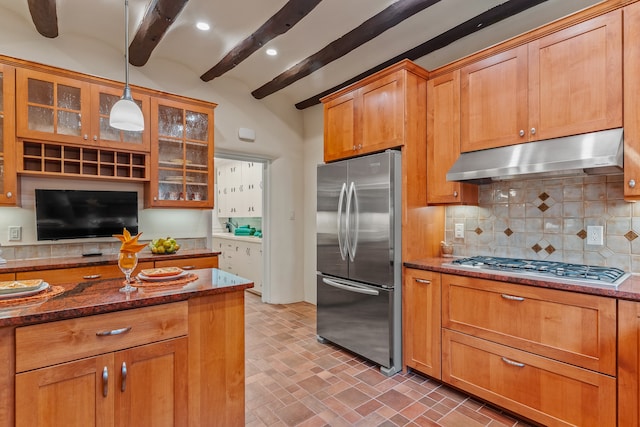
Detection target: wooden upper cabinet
<box><xmin>16</xmin><ymin>68</ymin><xmax>150</xmax><ymax>151</ymax></box>
<box><xmin>624</xmin><ymin>1</ymin><xmax>640</xmax><ymax>200</ymax></box>
<box><xmin>147</xmin><ymin>96</ymin><xmax>215</xmax><ymax>208</ymax></box>
<box><xmin>0</xmin><ymin>64</ymin><xmax>17</xmax><ymax>206</ymax></box>
<box><xmin>460</xmin><ymin>45</ymin><xmax>528</xmax><ymax>152</ymax></box>
<box><xmin>460</xmin><ymin>9</ymin><xmax>622</xmax><ymax>152</ymax></box>
<box><xmin>322</xmin><ymin>60</ymin><xmax>427</xmax><ymax>162</ymax></box>
<box><xmin>427</xmin><ymin>70</ymin><xmax>477</xmax><ymax>205</ymax></box>
<box><xmin>529</xmin><ymin>10</ymin><xmax>622</xmax><ymax>141</ymax></box>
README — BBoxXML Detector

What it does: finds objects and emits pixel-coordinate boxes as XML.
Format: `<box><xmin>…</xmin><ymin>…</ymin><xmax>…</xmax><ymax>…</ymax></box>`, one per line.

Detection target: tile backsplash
<box><xmin>445</xmin><ymin>175</ymin><xmax>640</xmax><ymax>274</ymax></box>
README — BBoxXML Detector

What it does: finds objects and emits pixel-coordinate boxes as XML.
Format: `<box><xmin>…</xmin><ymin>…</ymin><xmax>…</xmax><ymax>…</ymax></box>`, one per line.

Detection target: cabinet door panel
<box><xmin>116</xmin><ymin>338</ymin><xmax>188</xmax><ymax>427</ymax></box>
<box><xmin>618</xmin><ymin>300</ymin><xmax>640</xmax><ymax>426</ymax></box>
<box><xmin>359</xmin><ymin>71</ymin><xmax>405</xmax><ymax>153</ymax></box>
<box><xmin>403</xmin><ymin>269</ymin><xmax>441</xmax><ymax>378</ymax></box>
<box><xmin>323</xmin><ymin>92</ymin><xmax>357</xmax><ymax>162</ymax></box>
<box><xmin>426</xmin><ymin>70</ymin><xmax>478</xmax><ymax>205</ymax></box>
<box><xmin>16</xmin><ymin>68</ymin><xmax>91</xmax><ymax>145</ymax></box>
<box><xmin>16</xmin><ymin>354</ymin><xmax>115</xmax><ymax>427</ymax></box>
<box><xmin>0</xmin><ymin>64</ymin><xmax>17</xmax><ymax>205</ymax></box>
<box><xmin>624</xmin><ymin>2</ymin><xmax>640</xmax><ymax>199</ymax></box>
<box><xmin>529</xmin><ymin>10</ymin><xmax>622</xmax><ymax>141</ymax></box>
<box><xmin>461</xmin><ymin>46</ymin><xmax>528</xmax><ymax>151</ymax></box>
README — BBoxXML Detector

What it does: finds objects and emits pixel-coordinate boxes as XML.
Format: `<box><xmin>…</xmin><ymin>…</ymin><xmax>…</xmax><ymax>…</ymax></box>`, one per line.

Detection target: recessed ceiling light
<box><xmin>266</xmin><ymin>48</ymin><xmax>278</xmax><ymax>56</ymax></box>
<box><xmin>196</xmin><ymin>22</ymin><xmax>210</xmax><ymax>31</ymax></box>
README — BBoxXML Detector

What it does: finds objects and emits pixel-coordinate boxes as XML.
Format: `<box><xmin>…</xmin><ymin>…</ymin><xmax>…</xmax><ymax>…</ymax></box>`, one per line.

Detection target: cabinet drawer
<box><xmin>442</xmin><ymin>329</ymin><xmax>616</xmax><ymax>427</ymax></box>
<box><xmin>16</xmin><ymin>262</ymin><xmax>153</xmax><ymax>285</ymax></box>
<box><xmin>0</xmin><ymin>272</ymin><xmax>15</xmax><ymax>281</ymax></box>
<box><xmin>442</xmin><ymin>274</ymin><xmax>616</xmax><ymax>375</ymax></box>
<box><xmin>16</xmin><ymin>302</ymin><xmax>188</xmax><ymax>372</ymax></box>
<box><xmin>154</xmin><ymin>255</ymin><xmax>218</xmax><ymax>270</ymax></box>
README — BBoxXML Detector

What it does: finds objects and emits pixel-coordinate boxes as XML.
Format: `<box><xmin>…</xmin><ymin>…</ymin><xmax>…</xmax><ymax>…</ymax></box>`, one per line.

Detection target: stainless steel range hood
<box><xmin>446</xmin><ymin>128</ymin><xmax>624</xmax><ymax>184</ymax></box>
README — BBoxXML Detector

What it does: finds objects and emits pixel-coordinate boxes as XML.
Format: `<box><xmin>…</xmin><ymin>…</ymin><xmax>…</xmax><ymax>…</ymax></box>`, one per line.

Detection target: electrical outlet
<box><xmin>8</xmin><ymin>226</ymin><xmax>21</xmax><ymax>241</ymax></box>
<box><xmin>586</xmin><ymin>225</ymin><xmax>604</xmax><ymax>245</ymax></box>
<box><xmin>454</xmin><ymin>223</ymin><xmax>465</xmax><ymax>239</ymax></box>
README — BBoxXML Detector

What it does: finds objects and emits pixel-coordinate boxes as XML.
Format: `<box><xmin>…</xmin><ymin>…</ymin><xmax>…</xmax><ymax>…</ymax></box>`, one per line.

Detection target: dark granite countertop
<box><xmin>404</xmin><ymin>257</ymin><xmax>640</xmax><ymax>302</ymax></box>
<box><xmin>0</xmin><ymin>249</ymin><xmax>221</xmax><ymax>273</ymax></box>
<box><xmin>0</xmin><ymin>268</ymin><xmax>252</xmax><ymax>328</ymax></box>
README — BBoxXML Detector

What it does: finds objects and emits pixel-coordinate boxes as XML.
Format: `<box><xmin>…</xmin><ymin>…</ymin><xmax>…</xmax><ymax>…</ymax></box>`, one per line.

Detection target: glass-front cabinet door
<box><xmin>0</xmin><ymin>64</ymin><xmax>16</xmax><ymax>205</ymax></box>
<box><xmin>148</xmin><ymin>97</ymin><xmax>215</xmax><ymax>207</ymax></box>
<box><xmin>91</xmin><ymin>84</ymin><xmax>150</xmax><ymax>152</ymax></box>
<box><xmin>16</xmin><ymin>68</ymin><xmax>91</xmax><ymax>145</ymax></box>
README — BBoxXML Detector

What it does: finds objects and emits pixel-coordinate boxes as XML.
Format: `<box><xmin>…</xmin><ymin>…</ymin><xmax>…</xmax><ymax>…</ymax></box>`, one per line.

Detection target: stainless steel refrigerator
<box><xmin>316</xmin><ymin>150</ymin><xmax>402</xmax><ymax>376</ymax></box>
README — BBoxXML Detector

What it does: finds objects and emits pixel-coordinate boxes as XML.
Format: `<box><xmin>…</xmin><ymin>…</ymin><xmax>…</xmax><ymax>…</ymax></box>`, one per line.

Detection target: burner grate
<box><xmin>449</xmin><ymin>256</ymin><xmax>627</xmax><ymax>286</ymax></box>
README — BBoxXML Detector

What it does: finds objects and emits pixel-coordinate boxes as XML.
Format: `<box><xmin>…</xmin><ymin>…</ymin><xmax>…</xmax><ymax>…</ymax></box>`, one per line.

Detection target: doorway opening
<box><xmin>213</xmin><ymin>153</ymin><xmax>269</xmax><ymax>301</ymax></box>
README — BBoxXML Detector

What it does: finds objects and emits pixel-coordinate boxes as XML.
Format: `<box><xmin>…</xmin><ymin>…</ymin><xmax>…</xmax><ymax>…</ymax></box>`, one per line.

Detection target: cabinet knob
<box><xmin>453</xmin><ymin>191</ymin><xmax>458</xmax><ymax>197</ymax></box>
<box><xmin>84</xmin><ymin>134</ymin><xmax>88</xmax><ymax>140</ymax></box>
<box><xmin>530</xmin><ymin>127</ymin><xmax>536</xmax><ymax>135</ymax></box>
<box><xmin>6</xmin><ymin>192</ymin><xmax>11</xmax><ymax>198</ymax></box>
<box><xmin>93</xmin><ymin>135</ymin><xmax>98</xmax><ymax>141</ymax></box>
<box><xmin>519</xmin><ymin>129</ymin><xmax>525</xmax><ymax>137</ymax></box>
<box><xmin>629</xmin><ymin>179</ymin><xmax>636</xmax><ymax>188</ymax></box>
<box><xmin>353</xmin><ymin>145</ymin><xmax>357</xmax><ymax>151</ymax></box>
<box><xmin>357</xmin><ymin>144</ymin><xmax>362</xmax><ymax>149</ymax></box>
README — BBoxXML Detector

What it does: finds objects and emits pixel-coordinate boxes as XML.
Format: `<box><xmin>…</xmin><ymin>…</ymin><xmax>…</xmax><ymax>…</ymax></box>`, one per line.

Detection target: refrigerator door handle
<box><xmin>322</xmin><ymin>277</ymin><xmax>380</xmax><ymax>296</ymax></box>
<box><xmin>337</xmin><ymin>182</ymin><xmax>348</xmax><ymax>260</ymax></box>
<box><xmin>345</xmin><ymin>181</ymin><xmax>359</xmax><ymax>262</ymax></box>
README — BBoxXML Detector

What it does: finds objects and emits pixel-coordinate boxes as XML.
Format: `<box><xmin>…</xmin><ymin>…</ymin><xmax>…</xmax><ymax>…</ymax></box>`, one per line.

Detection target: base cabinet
<box><xmin>402</xmin><ymin>268</ymin><xmax>441</xmax><ymax>379</ymax></box>
<box><xmin>618</xmin><ymin>300</ymin><xmax>640</xmax><ymax>426</ymax></box>
<box><xmin>213</xmin><ymin>236</ymin><xmax>262</xmax><ymax>294</ymax></box>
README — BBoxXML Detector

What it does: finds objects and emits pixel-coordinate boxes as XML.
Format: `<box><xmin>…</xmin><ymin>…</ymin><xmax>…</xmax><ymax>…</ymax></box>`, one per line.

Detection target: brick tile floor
<box><xmin>244</xmin><ymin>292</ymin><xmax>536</xmax><ymax>427</ymax></box>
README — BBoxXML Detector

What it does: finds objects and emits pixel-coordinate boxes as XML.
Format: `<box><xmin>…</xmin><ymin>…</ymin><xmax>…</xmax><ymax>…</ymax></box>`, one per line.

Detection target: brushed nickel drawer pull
<box><xmin>181</xmin><ymin>265</ymin><xmax>195</xmax><ymax>270</ymax></box>
<box><xmin>501</xmin><ymin>294</ymin><xmax>525</xmax><ymax>302</ymax></box>
<box><xmin>102</xmin><ymin>366</ymin><xmax>109</xmax><ymax>397</ymax></box>
<box><xmin>96</xmin><ymin>326</ymin><xmax>132</xmax><ymax>337</ymax></box>
<box><xmin>414</xmin><ymin>278</ymin><xmax>431</xmax><ymax>284</ymax></box>
<box><xmin>501</xmin><ymin>357</ymin><xmax>525</xmax><ymax>368</ymax></box>
<box><xmin>83</xmin><ymin>274</ymin><xmax>101</xmax><ymax>279</ymax></box>
<box><xmin>121</xmin><ymin>362</ymin><xmax>127</xmax><ymax>392</ymax></box>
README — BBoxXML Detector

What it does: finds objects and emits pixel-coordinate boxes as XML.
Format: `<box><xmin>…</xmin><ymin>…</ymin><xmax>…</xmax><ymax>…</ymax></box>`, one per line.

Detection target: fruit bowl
<box><xmin>149</xmin><ymin>237</ymin><xmax>181</xmax><ymax>255</ymax></box>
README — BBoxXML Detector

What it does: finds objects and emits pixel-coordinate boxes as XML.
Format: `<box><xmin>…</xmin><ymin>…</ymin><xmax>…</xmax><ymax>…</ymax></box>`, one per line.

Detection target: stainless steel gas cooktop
<box><xmin>444</xmin><ymin>256</ymin><xmax>629</xmax><ymax>287</ymax></box>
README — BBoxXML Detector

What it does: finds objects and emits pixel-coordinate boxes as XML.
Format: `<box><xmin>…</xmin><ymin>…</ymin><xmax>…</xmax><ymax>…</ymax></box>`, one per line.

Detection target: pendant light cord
<box><xmin>124</xmin><ymin>0</ymin><xmax>131</xmax><ymax>92</ymax></box>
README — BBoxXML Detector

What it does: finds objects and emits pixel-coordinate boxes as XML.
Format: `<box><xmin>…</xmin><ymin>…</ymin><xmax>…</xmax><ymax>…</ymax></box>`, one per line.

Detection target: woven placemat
<box><xmin>135</xmin><ymin>273</ymin><xmax>198</xmax><ymax>290</ymax></box>
<box><xmin>0</xmin><ymin>285</ymin><xmax>64</xmax><ymax>307</ymax></box>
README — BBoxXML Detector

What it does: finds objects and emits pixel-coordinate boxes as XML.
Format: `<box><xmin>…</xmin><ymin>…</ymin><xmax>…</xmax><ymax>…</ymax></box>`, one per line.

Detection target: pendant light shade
<box><xmin>110</xmin><ymin>0</ymin><xmax>144</xmax><ymax>131</ymax></box>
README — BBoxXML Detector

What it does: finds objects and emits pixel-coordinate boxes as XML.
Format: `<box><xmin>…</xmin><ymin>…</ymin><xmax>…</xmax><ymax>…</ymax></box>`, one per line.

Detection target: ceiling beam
<box><xmin>129</xmin><ymin>0</ymin><xmax>189</xmax><ymax>67</ymax></box>
<box><xmin>200</xmin><ymin>0</ymin><xmax>322</xmax><ymax>82</ymax></box>
<box><xmin>27</xmin><ymin>0</ymin><xmax>58</xmax><ymax>38</ymax></box>
<box><xmin>295</xmin><ymin>0</ymin><xmax>547</xmax><ymax>109</ymax></box>
<box><xmin>252</xmin><ymin>0</ymin><xmax>441</xmax><ymax>100</ymax></box>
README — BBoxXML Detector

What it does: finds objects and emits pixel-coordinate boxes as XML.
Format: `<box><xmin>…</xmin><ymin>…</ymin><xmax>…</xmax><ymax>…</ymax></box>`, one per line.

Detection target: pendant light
<box><xmin>110</xmin><ymin>0</ymin><xmax>144</xmax><ymax>131</ymax></box>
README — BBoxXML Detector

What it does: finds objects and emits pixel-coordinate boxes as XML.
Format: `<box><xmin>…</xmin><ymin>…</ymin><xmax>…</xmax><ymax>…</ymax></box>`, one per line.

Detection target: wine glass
<box><xmin>118</xmin><ymin>251</ymin><xmax>138</xmax><ymax>293</ymax></box>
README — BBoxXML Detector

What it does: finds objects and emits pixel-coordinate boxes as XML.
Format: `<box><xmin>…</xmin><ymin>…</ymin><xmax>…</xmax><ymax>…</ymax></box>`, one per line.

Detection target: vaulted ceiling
<box><xmin>2</xmin><ymin>0</ymin><xmax>603</xmax><ymax>109</ymax></box>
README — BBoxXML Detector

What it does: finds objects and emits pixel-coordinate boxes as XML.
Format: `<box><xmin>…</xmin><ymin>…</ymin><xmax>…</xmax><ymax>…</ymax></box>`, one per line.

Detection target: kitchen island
<box><xmin>0</xmin><ymin>267</ymin><xmax>252</xmax><ymax>427</ymax></box>
<box><xmin>404</xmin><ymin>257</ymin><xmax>640</xmax><ymax>427</ymax></box>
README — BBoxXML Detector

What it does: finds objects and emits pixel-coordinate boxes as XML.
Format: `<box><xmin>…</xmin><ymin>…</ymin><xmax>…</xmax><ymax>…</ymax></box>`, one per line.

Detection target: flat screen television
<box><xmin>35</xmin><ymin>189</ymin><xmax>139</xmax><ymax>241</ymax></box>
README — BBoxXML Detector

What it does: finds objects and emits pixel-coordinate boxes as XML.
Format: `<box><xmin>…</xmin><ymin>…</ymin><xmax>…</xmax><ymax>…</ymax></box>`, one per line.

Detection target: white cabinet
<box><xmin>216</xmin><ymin>160</ymin><xmax>262</xmax><ymax>218</ymax></box>
<box><xmin>213</xmin><ymin>235</ymin><xmax>263</xmax><ymax>294</ymax></box>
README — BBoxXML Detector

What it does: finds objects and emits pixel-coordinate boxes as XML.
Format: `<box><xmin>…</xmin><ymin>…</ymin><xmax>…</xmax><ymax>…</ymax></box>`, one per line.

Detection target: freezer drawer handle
<box><xmin>501</xmin><ymin>357</ymin><xmax>525</xmax><ymax>368</ymax></box>
<box><xmin>414</xmin><ymin>278</ymin><xmax>431</xmax><ymax>285</ymax></box>
<box><xmin>501</xmin><ymin>294</ymin><xmax>525</xmax><ymax>302</ymax></box>
<box><xmin>322</xmin><ymin>278</ymin><xmax>379</xmax><ymax>296</ymax></box>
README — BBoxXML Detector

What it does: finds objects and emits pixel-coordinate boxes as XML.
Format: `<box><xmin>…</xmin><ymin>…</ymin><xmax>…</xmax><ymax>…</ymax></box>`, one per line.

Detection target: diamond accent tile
<box><xmin>474</xmin><ymin>227</ymin><xmax>483</xmax><ymax>235</ymax></box>
<box><xmin>531</xmin><ymin>244</ymin><xmax>542</xmax><ymax>253</ymax></box>
<box><xmin>625</xmin><ymin>230</ymin><xmax>639</xmax><ymax>242</ymax></box>
<box><xmin>539</xmin><ymin>192</ymin><xmax>549</xmax><ymax>201</ymax></box>
<box><xmin>537</xmin><ymin>203</ymin><xmax>549</xmax><ymax>212</ymax></box>
<box><xmin>577</xmin><ymin>230</ymin><xmax>587</xmax><ymax>240</ymax></box>
<box><xmin>545</xmin><ymin>245</ymin><xmax>555</xmax><ymax>254</ymax></box>
<box><xmin>504</xmin><ymin>228</ymin><xmax>513</xmax><ymax>237</ymax></box>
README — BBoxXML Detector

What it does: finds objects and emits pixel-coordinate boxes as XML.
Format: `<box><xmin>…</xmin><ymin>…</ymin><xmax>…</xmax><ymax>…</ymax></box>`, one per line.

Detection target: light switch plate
<box><xmin>8</xmin><ymin>226</ymin><xmax>21</xmax><ymax>241</ymax></box>
<box><xmin>586</xmin><ymin>225</ymin><xmax>604</xmax><ymax>246</ymax></box>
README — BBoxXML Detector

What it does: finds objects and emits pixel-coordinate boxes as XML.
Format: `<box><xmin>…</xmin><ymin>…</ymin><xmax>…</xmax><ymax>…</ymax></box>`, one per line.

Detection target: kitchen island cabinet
<box><xmin>0</xmin><ymin>267</ymin><xmax>251</xmax><ymax>427</ymax></box>
<box><xmin>460</xmin><ymin>9</ymin><xmax>622</xmax><ymax>152</ymax></box>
